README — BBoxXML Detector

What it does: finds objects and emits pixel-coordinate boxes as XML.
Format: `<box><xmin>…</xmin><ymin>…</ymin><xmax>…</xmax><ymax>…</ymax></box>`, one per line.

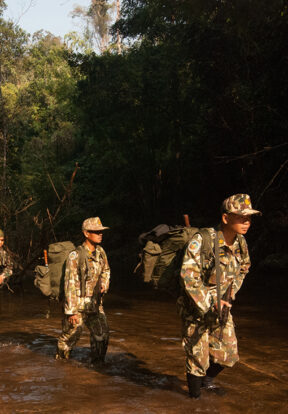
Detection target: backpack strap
<box><xmin>198</xmin><ymin>228</ymin><xmax>221</xmax><ymax>315</ymax></box>
<box><xmin>214</xmin><ymin>231</ymin><xmax>222</xmax><ymax>319</ymax></box>
<box><xmin>236</xmin><ymin>234</ymin><xmax>247</xmax><ymax>260</ymax></box>
<box><xmin>199</xmin><ymin>230</ymin><xmax>247</xmax><ymax>315</ymax></box>
<box><xmin>198</xmin><ymin>227</ymin><xmax>246</xmax><ymax>264</ymax></box>
<box><xmin>198</xmin><ymin>228</ymin><xmax>213</xmax><ymax>266</ymax></box>
<box><xmin>75</xmin><ymin>245</ymin><xmax>92</xmax><ymax>298</ymax></box>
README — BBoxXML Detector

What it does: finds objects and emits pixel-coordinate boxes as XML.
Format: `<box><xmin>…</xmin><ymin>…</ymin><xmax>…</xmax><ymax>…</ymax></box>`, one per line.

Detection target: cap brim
<box><xmin>233</xmin><ymin>209</ymin><xmax>262</xmax><ymax>216</ymax></box>
<box><xmin>83</xmin><ymin>226</ymin><xmax>110</xmax><ymax>231</ymax></box>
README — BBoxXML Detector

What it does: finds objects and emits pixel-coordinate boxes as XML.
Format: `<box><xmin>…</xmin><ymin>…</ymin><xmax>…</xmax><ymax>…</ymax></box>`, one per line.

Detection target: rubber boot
<box><xmin>186</xmin><ymin>373</ymin><xmax>202</xmax><ymax>399</ymax></box>
<box><xmin>201</xmin><ymin>362</ymin><xmax>225</xmax><ymax>395</ymax></box>
<box><xmin>55</xmin><ymin>348</ymin><xmax>70</xmax><ymax>360</ymax></box>
<box><xmin>206</xmin><ymin>362</ymin><xmax>224</xmax><ymax>378</ymax></box>
<box><xmin>90</xmin><ymin>340</ymin><xmax>108</xmax><ymax>365</ymax></box>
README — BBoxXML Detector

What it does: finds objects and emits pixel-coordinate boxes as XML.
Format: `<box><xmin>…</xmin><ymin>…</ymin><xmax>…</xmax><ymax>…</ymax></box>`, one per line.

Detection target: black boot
<box><xmin>55</xmin><ymin>348</ymin><xmax>70</xmax><ymax>360</ymax></box>
<box><xmin>90</xmin><ymin>340</ymin><xmax>108</xmax><ymax>365</ymax></box>
<box><xmin>206</xmin><ymin>362</ymin><xmax>224</xmax><ymax>378</ymax></box>
<box><xmin>186</xmin><ymin>373</ymin><xmax>202</xmax><ymax>399</ymax></box>
<box><xmin>201</xmin><ymin>362</ymin><xmax>226</xmax><ymax>395</ymax></box>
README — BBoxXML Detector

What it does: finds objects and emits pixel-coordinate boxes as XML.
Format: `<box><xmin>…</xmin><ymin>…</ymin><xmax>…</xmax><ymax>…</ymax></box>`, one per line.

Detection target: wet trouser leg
<box><xmin>56</xmin><ymin>313</ymin><xmax>84</xmax><ymax>359</ymax></box>
<box><xmin>209</xmin><ymin>312</ymin><xmax>239</xmax><ymax>367</ymax></box>
<box><xmin>85</xmin><ymin>308</ymin><xmax>109</xmax><ymax>363</ymax></box>
<box><xmin>182</xmin><ymin>317</ymin><xmax>210</xmax><ymax>377</ymax></box>
<box><xmin>182</xmin><ymin>312</ymin><xmax>239</xmax><ymax>377</ymax></box>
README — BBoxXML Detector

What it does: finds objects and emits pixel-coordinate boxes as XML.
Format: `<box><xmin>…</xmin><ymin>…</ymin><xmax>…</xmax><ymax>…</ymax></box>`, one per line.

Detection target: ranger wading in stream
<box><xmin>56</xmin><ymin>217</ymin><xmax>110</xmax><ymax>364</ymax></box>
<box><xmin>0</xmin><ymin>229</ymin><xmax>13</xmax><ymax>289</ymax></box>
<box><xmin>177</xmin><ymin>194</ymin><xmax>261</xmax><ymax>399</ymax></box>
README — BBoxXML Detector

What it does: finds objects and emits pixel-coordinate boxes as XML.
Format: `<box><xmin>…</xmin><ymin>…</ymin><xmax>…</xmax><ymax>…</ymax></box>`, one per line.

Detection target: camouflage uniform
<box><xmin>0</xmin><ymin>247</ymin><xmax>13</xmax><ymax>284</ymax></box>
<box><xmin>57</xmin><ymin>242</ymin><xmax>110</xmax><ymax>362</ymax></box>
<box><xmin>181</xmin><ymin>194</ymin><xmax>261</xmax><ymax>398</ymax></box>
<box><xmin>177</xmin><ymin>227</ymin><xmax>250</xmax><ymax>376</ymax></box>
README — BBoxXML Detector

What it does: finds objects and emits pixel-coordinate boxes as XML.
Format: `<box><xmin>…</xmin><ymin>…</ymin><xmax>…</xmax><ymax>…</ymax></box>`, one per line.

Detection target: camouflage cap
<box><xmin>221</xmin><ymin>194</ymin><xmax>261</xmax><ymax>216</ymax></box>
<box><xmin>82</xmin><ymin>217</ymin><xmax>109</xmax><ymax>231</ymax></box>
<box><xmin>0</xmin><ymin>229</ymin><xmax>4</xmax><ymax>238</ymax></box>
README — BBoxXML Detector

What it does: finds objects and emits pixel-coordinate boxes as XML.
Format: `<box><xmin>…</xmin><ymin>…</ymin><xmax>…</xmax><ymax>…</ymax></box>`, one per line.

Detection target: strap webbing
<box><xmin>214</xmin><ymin>231</ymin><xmax>221</xmax><ymax>320</ymax></box>
<box><xmin>76</xmin><ymin>245</ymin><xmax>91</xmax><ymax>298</ymax></box>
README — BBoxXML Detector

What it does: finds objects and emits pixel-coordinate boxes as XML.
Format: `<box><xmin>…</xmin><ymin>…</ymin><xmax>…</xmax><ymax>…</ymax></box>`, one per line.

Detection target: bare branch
<box><xmin>52</xmin><ymin>162</ymin><xmax>79</xmax><ymax>221</ymax></box>
<box><xmin>26</xmin><ymin>230</ymin><xmax>34</xmax><ymax>262</ymax></box>
<box><xmin>47</xmin><ymin>208</ymin><xmax>57</xmax><ymax>242</ymax></box>
<box><xmin>47</xmin><ymin>173</ymin><xmax>61</xmax><ymax>201</ymax></box>
<box><xmin>14</xmin><ymin>1</ymin><xmax>37</xmax><ymax>26</ymax></box>
<box><xmin>215</xmin><ymin>143</ymin><xmax>288</xmax><ymax>164</ymax></box>
<box><xmin>255</xmin><ymin>159</ymin><xmax>288</xmax><ymax>207</ymax></box>
<box><xmin>33</xmin><ymin>211</ymin><xmax>43</xmax><ymax>229</ymax></box>
<box><xmin>15</xmin><ymin>199</ymin><xmax>37</xmax><ymax>215</ymax></box>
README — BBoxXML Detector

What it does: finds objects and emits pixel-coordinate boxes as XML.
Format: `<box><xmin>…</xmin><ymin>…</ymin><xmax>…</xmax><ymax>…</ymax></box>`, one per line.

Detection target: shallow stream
<box><xmin>0</xmin><ymin>289</ymin><xmax>287</xmax><ymax>413</ymax></box>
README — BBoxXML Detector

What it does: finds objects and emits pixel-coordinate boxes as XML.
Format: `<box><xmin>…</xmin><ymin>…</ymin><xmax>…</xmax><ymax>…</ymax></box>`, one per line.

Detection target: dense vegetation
<box><xmin>0</xmin><ymin>0</ymin><xmax>287</xmax><ymax>286</ymax></box>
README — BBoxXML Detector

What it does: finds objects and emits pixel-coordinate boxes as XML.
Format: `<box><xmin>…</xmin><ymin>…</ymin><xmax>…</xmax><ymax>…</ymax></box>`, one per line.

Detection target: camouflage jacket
<box><xmin>0</xmin><ymin>247</ymin><xmax>13</xmax><ymax>282</ymax></box>
<box><xmin>180</xmin><ymin>227</ymin><xmax>250</xmax><ymax>315</ymax></box>
<box><xmin>64</xmin><ymin>243</ymin><xmax>110</xmax><ymax>315</ymax></box>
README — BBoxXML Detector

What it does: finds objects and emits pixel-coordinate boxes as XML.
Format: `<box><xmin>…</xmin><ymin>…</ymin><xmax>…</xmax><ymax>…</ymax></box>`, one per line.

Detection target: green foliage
<box><xmin>72</xmin><ymin>0</ymin><xmax>288</xmax><ymax>267</ymax></box>
<box><xmin>0</xmin><ymin>1</ymin><xmax>6</xmax><ymax>16</ymax></box>
<box><xmin>0</xmin><ymin>28</ymin><xmax>82</xmax><ymax>266</ymax></box>
<box><xmin>0</xmin><ymin>18</ymin><xmax>27</xmax><ymax>84</ymax></box>
<box><xmin>0</xmin><ymin>0</ymin><xmax>287</xmax><ymax>279</ymax></box>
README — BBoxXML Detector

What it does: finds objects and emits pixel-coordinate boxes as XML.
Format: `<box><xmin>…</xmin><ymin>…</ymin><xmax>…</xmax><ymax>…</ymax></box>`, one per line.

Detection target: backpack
<box><xmin>34</xmin><ymin>241</ymin><xmax>89</xmax><ymax>301</ymax></box>
<box><xmin>152</xmin><ymin>227</ymin><xmax>213</xmax><ymax>296</ymax></box>
<box><xmin>135</xmin><ymin>226</ymin><xmax>208</xmax><ymax>295</ymax></box>
<box><xmin>134</xmin><ymin>225</ymin><xmax>246</xmax><ymax>297</ymax></box>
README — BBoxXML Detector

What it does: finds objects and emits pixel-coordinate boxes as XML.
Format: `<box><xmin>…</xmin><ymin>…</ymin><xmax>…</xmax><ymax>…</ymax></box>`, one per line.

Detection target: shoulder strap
<box><xmin>198</xmin><ymin>228</ymin><xmax>221</xmax><ymax>317</ymax></box>
<box><xmin>214</xmin><ymin>231</ymin><xmax>222</xmax><ymax>319</ymax></box>
<box><xmin>198</xmin><ymin>228</ymin><xmax>213</xmax><ymax>263</ymax></box>
<box><xmin>236</xmin><ymin>234</ymin><xmax>247</xmax><ymax>259</ymax></box>
<box><xmin>75</xmin><ymin>245</ymin><xmax>91</xmax><ymax>298</ymax></box>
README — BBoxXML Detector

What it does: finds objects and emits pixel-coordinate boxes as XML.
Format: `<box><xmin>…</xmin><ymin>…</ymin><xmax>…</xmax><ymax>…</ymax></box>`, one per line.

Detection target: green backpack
<box><xmin>34</xmin><ymin>241</ymin><xmax>89</xmax><ymax>301</ymax></box>
<box><xmin>136</xmin><ymin>226</ymin><xmax>247</xmax><ymax>296</ymax></box>
<box><xmin>153</xmin><ymin>228</ymin><xmax>213</xmax><ymax>293</ymax></box>
<box><xmin>135</xmin><ymin>227</ymin><xmax>222</xmax><ymax>296</ymax></box>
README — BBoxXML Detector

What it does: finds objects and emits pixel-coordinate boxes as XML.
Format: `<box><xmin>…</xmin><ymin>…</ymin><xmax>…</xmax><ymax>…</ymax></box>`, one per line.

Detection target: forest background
<box><xmin>0</xmin><ymin>0</ymin><xmax>287</xmax><ymax>290</ymax></box>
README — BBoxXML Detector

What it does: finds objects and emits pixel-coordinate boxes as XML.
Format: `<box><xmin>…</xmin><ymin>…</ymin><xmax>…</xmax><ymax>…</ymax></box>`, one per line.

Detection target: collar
<box><xmin>83</xmin><ymin>242</ymin><xmax>100</xmax><ymax>258</ymax></box>
<box><xmin>215</xmin><ymin>226</ymin><xmax>239</xmax><ymax>250</ymax></box>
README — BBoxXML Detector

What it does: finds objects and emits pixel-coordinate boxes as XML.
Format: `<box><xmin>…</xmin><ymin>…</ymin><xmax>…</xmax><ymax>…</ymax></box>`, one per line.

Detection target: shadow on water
<box><xmin>0</xmin><ymin>332</ymin><xmax>57</xmax><ymax>357</ymax></box>
<box><xmin>0</xmin><ymin>330</ymin><xmax>183</xmax><ymax>395</ymax></box>
<box><xmin>1</xmin><ymin>284</ymin><xmax>288</xmax><ymax>413</ymax></box>
<box><xmin>93</xmin><ymin>352</ymin><xmax>184</xmax><ymax>394</ymax></box>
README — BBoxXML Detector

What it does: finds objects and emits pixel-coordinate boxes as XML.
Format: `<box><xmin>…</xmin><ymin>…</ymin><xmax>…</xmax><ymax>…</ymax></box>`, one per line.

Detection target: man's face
<box><xmin>223</xmin><ymin>213</ymin><xmax>252</xmax><ymax>235</ymax></box>
<box><xmin>0</xmin><ymin>237</ymin><xmax>4</xmax><ymax>248</ymax></box>
<box><xmin>84</xmin><ymin>230</ymin><xmax>103</xmax><ymax>245</ymax></box>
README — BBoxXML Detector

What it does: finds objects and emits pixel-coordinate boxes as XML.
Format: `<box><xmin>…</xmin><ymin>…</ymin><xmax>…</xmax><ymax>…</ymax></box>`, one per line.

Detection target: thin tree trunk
<box><xmin>0</xmin><ymin>63</ymin><xmax>7</xmax><ymax>193</ymax></box>
<box><xmin>2</xmin><ymin>127</ymin><xmax>7</xmax><ymax>191</ymax></box>
<box><xmin>116</xmin><ymin>0</ymin><xmax>121</xmax><ymax>54</ymax></box>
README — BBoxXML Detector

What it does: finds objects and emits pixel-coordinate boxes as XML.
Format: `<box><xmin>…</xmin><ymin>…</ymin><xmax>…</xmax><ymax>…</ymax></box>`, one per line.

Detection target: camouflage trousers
<box><xmin>181</xmin><ymin>312</ymin><xmax>239</xmax><ymax>376</ymax></box>
<box><xmin>57</xmin><ymin>308</ymin><xmax>109</xmax><ymax>362</ymax></box>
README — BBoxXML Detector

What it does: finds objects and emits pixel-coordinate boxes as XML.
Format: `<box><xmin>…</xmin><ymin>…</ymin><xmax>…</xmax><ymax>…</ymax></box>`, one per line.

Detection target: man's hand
<box><xmin>214</xmin><ymin>300</ymin><xmax>232</xmax><ymax>311</ymax></box>
<box><xmin>0</xmin><ymin>275</ymin><xmax>5</xmax><ymax>285</ymax></box>
<box><xmin>68</xmin><ymin>314</ymin><xmax>80</xmax><ymax>326</ymax></box>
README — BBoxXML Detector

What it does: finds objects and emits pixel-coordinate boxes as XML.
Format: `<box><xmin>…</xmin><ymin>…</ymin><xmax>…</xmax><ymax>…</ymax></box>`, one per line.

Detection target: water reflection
<box><xmin>0</xmin><ymin>290</ymin><xmax>287</xmax><ymax>413</ymax></box>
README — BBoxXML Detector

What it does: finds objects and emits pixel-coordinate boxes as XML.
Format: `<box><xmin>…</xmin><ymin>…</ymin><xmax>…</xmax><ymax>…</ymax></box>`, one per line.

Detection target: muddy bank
<box><xmin>0</xmin><ymin>288</ymin><xmax>287</xmax><ymax>414</ymax></box>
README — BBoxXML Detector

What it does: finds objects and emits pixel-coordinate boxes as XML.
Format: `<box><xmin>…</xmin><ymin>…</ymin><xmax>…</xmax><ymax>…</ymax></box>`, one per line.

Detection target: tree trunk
<box><xmin>116</xmin><ymin>0</ymin><xmax>121</xmax><ymax>54</ymax></box>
